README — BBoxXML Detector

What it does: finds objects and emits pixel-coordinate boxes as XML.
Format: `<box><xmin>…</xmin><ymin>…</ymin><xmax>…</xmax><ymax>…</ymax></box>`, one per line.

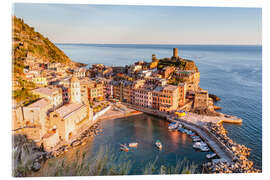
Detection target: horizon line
<box><xmin>55</xmin><ymin>42</ymin><xmax>262</xmax><ymax>46</ymax></box>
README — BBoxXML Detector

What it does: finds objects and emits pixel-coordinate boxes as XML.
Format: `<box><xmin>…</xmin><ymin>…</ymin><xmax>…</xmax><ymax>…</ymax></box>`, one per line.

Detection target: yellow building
<box><xmin>32</xmin><ymin>76</ymin><xmax>48</xmax><ymax>87</ymax></box>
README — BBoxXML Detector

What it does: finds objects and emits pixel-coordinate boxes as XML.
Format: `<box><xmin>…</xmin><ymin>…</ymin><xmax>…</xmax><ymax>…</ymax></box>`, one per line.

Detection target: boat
<box><xmin>155</xmin><ymin>140</ymin><xmax>162</xmax><ymax>150</ymax></box>
<box><xmin>191</xmin><ymin>136</ymin><xmax>200</xmax><ymax>139</ymax></box>
<box><xmin>186</xmin><ymin>130</ymin><xmax>194</xmax><ymax>135</ymax></box>
<box><xmin>200</xmin><ymin>146</ymin><xmax>210</xmax><ymax>152</ymax></box>
<box><xmin>128</xmin><ymin>142</ymin><xmax>138</xmax><ymax>148</ymax></box>
<box><xmin>192</xmin><ymin>137</ymin><xmax>201</xmax><ymax>142</ymax></box>
<box><xmin>193</xmin><ymin>142</ymin><xmax>208</xmax><ymax>150</ymax></box>
<box><xmin>196</xmin><ymin>141</ymin><xmax>207</xmax><ymax>147</ymax></box>
<box><xmin>178</xmin><ymin>127</ymin><xmax>186</xmax><ymax>133</ymax></box>
<box><xmin>120</xmin><ymin>144</ymin><xmax>129</xmax><ymax>152</ymax></box>
<box><xmin>206</xmin><ymin>153</ymin><xmax>217</xmax><ymax>159</ymax></box>
<box><xmin>168</xmin><ymin>122</ymin><xmax>179</xmax><ymax>130</ymax></box>
<box><xmin>193</xmin><ymin>143</ymin><xmax>201</xmax><ymax>149</ymax></box>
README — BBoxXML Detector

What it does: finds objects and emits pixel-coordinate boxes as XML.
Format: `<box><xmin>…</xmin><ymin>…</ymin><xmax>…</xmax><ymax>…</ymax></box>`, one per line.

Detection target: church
<box><xmin>43</xmin><ymin>76</ymin><xmax>93</xmax><ymax>150</ymax></box>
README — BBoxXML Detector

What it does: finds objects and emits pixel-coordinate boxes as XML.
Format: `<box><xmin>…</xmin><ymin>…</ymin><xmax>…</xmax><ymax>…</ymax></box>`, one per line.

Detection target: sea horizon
<box><xmin>55</xmin><ymin>43</ymin><xmax>262</xmax><ymax>47</ymax></box>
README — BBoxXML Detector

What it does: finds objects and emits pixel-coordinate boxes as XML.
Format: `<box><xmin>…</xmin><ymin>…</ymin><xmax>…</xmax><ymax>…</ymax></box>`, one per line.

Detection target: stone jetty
<box><xmin>202</xmin><ymin>122</ymin><xmax>261</xmax><ymax>173</ymax></box>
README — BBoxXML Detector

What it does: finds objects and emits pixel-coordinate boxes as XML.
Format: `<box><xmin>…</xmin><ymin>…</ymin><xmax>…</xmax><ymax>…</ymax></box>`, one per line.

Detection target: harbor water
<box><xmin>54</xmin><ymin>44</ymin><xmax>262</xmax><ymax>170</ymax></box>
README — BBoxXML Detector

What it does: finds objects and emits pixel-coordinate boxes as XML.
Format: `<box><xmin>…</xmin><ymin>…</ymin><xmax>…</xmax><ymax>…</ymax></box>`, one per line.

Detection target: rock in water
<box><xmin>209</xmin><ymin>94</ymin><xmax>221</xmax><ymax>102</ymax></box>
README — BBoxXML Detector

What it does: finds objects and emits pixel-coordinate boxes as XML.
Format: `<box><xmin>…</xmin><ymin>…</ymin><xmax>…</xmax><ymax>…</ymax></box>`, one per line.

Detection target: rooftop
<box><xmin>55</xmin><ymin>103</ymin><xmax>85</xmax><ymax>119</ymax></box>
<box><xmin>33</xmin><ymin>87</ymin><xmax>60</xmax><ymax>96</ymax></box>
<box><xmin>163</xmin><ymin>85</ymin><xmax>178</xmax><ymax>91</ymax></box>
<box><xmin>26</xmin><ymin>98</ymin><xmax>50</xmax><ymax>109</ymax></box>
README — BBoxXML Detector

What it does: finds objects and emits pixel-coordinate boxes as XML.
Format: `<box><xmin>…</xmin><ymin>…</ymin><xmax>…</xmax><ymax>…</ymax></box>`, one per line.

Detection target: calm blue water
<box><xmin>56</xmin><ymin>44</ymin><xmax>262</xmax><ymax>170</ymax></box>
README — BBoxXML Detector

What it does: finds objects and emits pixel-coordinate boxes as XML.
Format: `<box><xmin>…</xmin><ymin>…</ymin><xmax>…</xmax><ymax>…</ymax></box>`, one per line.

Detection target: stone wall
<box><xmin>93</xmin><ymin>105</ymin><xmax>111</xmax><ymax>121</ymax></box>
<box><xmin>12</xmin><ymin>106</ymin><xmax>24</xmax><ymax>130</ymax></box>
<box><xmin>43</xmin><ymin>130</ymin><xmax>60</xmax><ymax>151</ymax></box>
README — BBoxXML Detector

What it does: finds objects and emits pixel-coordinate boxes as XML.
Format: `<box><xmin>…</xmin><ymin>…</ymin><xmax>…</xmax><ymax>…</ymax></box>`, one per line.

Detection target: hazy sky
<box><xmin>13</xmin><ymin>3</ymin><xmax>262</xmax><ymax>45</ymax></box>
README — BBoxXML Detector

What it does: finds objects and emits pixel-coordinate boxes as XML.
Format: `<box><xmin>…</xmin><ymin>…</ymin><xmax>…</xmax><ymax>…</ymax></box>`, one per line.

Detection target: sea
<box><xmin>39</xmin><ymin>44</ymin><xmax>262</xmax><ymax>175</ymax></box>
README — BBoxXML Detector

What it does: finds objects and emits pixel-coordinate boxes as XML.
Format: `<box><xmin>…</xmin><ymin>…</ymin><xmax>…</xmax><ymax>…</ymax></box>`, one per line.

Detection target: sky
<box><xmin>13</xmin><ymin>3</ymin><xmax>262</xmax><ymax>45</ymax></box>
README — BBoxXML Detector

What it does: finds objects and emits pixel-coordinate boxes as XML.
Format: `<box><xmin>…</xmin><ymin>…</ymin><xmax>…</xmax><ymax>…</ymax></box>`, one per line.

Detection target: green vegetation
<box><xmin>12</xmin><ymin>88</ymin><xmax>39</xmax><ymax>106</ymax></box>
<box><xmin>12</xmin><ymin>77</ymin><xmax>39</xmax><ymax>104</ymax></box>
<box><xmin>167</xmin><ymin>77</ymin><xmax>185</xmax><ymax>85</ymax></box>
<box><xmin>32</xmin><ymin>146</ymin><xmax>199</xmax><ymax>176</ymax></box>
<box><xmin>12</xmin><ymin>16</ymin><xmax>71</xmax><ymax>65</ymax></box>
<box><xmin>158</xmin><ymin>58</ymin><xmax>198</xmax><ymax>72</ymax></box>
<box><xmin>12</xmin><ymin>16</ymin><xmax>73</xmax><ymax>101</ymax></box>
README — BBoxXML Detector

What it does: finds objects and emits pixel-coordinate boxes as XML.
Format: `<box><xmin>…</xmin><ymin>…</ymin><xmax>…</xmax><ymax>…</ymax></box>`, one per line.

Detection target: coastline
<box><xmin>22</xmin><ymin>102</ymin><xmax>260</xmax><ymax>176</ymax></box>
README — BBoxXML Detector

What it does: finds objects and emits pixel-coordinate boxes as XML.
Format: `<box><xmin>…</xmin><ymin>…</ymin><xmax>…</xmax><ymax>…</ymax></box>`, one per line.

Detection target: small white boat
<box><xmin>200</xmin><ymin>146</ymin><xmax>210</xmax><ymax>152</ymax></box>
<box><xmin>155</xmin><ymin>140</ymin><xmax>162</xmax><ymax>150</ymax></box>
<box><xmin>168</xmin><ymin>122</ymin><xmax>179</xmax><ymax>130</ymax></box>
<box><xmin>193</xmin><ymin>142</ymin><xmax>208</xmax><ymax>150</ymax></box>
<box><xmin>192</xmin><ymin>137</ymin><xmax>201</xmax><ymax>142</ymax></box>
<box><xmin>206</xmin><ymin>153</ymin><xmax>217</xmax><ymax>159</ymax></box>
<box><xmin>120</xmin><ymin>144</ymin><xmax>129</xmax><ymax>152</ymax></box>
<box><xmin>129</xmin><ymin>142</ymin><xmax>138</xmax><ymax>148</ymax></box>
<box><xmin>191</xmin><ymin>136</ymin><xmax>200</xmax><ymax>139</ymax></box>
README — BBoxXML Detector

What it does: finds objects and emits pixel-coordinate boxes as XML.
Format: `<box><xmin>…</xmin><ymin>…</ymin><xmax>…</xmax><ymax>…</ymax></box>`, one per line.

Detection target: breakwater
<box><xmin>121</xmin><ymin>102</ymin><xmax>259</xmax><ymax>173</ymax></box>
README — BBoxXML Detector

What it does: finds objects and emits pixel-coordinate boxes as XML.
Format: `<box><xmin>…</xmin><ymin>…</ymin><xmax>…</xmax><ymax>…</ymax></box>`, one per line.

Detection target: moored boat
<box><xmin>192</xmin><ymin>137</ymin><xmax>201</xmax><ymax>142</ymax></box>
<box><xmin>120</xmin><ymin>144</ymin><xmax>129</xmax><ymax>152</ymax></box>
<box><xmin>168</xmin><ymin>122</ymin><xmax>179</xmax><ymax>130</ymax></box>
<box><xmin>191</xmin><ymin>136</ymin><xmax>200</xmax><ymax>139</ymax></box>
<box><xmin>200</xmin><ymin>146</ymin><xmax>210</xmax><ymax>152</ymax></box>
<box><xmin>155</xmin><ymin>140</ymin><xmax>162</xmax><ymax>150</ymax></box>
<box><xmin>129</xmin><ymin>142</ymin><xmax>138</xmax><ymax>148</ymax></box>
<box><xmin>178</xmin><ymin>127</ymin><xmax>186</xmax><ymax>133</ymax></box>
<box><xmin>206</xmin><ymin>153</ymin><xmax>217</xmax><ymax>159</ymax></box>
<box><xmin>193</xmin><ymin>141</ymin><xmax>208</xmax><ymax>150</ymax></box>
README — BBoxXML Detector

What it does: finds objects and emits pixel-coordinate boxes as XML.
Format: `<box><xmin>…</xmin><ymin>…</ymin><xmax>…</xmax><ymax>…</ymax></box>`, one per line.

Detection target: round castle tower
<box><xmin>70</xmin><ymin>76</ymin><xmax>81</xmax><ymax>104</ymax></box>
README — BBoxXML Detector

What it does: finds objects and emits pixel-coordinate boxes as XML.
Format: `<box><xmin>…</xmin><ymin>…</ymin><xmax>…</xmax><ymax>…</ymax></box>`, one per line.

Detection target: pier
<box><xmin>167</xmin><ymin>116</ymin><xmax>234</xmax><ymax>163</ymax></box>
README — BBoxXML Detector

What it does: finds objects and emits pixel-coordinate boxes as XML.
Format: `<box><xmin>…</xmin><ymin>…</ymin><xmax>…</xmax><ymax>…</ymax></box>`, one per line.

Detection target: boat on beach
<box><xmin>155</xmin><ymin>140</ymin><xmax>162</xmax><ymax>150</ymax></box>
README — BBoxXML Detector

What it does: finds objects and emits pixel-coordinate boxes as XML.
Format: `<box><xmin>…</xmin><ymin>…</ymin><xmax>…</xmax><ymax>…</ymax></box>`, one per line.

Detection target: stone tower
<box><xmin>70</xmin><ymin>76</ymin><xmax>81</xmax><ymax>104</ymax></box>
<box><xmin>173</xmin><ymin>48</ymin><xmax>179</xmax><ymax>59</ymax></box>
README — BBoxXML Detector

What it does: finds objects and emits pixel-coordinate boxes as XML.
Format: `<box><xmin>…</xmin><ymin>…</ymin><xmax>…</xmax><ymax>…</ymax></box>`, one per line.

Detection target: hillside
<box><xmin>12</xmin><ymin>16</ymin><xmax>73</xmax><ymax>74</ymax></box>
<box><xmin>157</xmin><ymin>57</ymin><xmax>199</xmax><ymax>72</ymax></box>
